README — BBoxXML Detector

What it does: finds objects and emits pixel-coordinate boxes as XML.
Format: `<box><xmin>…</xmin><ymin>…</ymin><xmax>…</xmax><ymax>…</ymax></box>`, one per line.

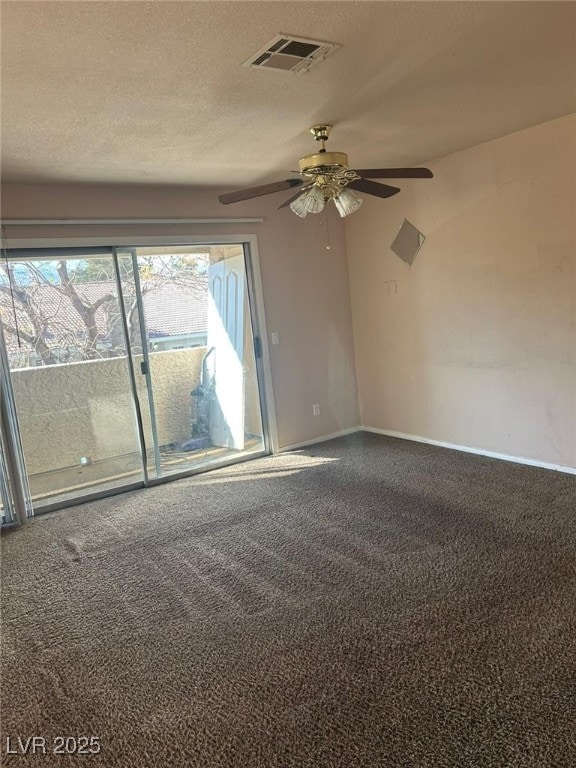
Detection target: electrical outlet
<box><xmin>271</xmin><ymin>332</ymin><xmax>280</xmax><ymax>345</ymax></box>
<box><xmin>312</xmin><ymin>404</ymin><xmax>320</xmax><ymax>416</ymax></box>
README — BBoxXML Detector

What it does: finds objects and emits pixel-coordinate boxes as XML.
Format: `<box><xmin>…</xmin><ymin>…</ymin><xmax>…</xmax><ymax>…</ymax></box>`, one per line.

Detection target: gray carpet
<box><xmin>1</xmin><ymin>432</ymin><xmax>575</xmax><ymax>767</ymax></box>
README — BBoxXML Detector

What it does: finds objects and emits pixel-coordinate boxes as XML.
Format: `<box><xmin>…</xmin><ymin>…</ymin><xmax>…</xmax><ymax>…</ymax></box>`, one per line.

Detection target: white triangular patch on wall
<box><xmin>391</xmin><ymin>219</ymin><xmax>426</xmax><ymax>267</ymax></box>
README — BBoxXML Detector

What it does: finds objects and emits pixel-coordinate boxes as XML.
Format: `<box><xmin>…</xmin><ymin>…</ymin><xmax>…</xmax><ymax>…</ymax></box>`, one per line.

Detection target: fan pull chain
<box><xmin>324</xmin><ymin>209</ymin><xmax>331</xmax><ymax>250</ymax></box>
<box><xmin>1</xmin><ymin>226</ymin><xmax>22</xmax><ymax>348</ymax></box>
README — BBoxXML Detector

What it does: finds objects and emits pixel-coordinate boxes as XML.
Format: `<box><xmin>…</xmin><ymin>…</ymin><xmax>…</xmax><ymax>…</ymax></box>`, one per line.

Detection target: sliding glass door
<box><xmin>1</xmin><ymin>240</ymin><xmax>269</xmax><ymax>515</ymax></box>
<box><xmin>0</xmin><ymin>250</ymin><xmax>146</xmax><ymax>511</ymax></box>
<box><xmin>117</xmin><ymin>244</ymin><xmax>265</xmax><ymax>481</ymax></box>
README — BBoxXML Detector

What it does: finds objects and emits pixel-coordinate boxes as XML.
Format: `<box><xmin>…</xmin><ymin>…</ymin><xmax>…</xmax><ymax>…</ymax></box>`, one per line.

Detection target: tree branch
<box><xmin>92</xmin><ymin>293</ymin><xmax>116</xmax><ymax>312</ymax></box>
<box><xmin>0</xmin><ymin>322</ymin><xmax>35</xmax><ymax>345</ymax></box>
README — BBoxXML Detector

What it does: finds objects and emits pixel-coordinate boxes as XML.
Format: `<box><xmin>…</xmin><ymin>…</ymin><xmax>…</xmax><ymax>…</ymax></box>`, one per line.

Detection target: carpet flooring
<box><xmin>1</xmin><ymin>433</ymin><xmax>575</xmax><ymax>767</ymax></box>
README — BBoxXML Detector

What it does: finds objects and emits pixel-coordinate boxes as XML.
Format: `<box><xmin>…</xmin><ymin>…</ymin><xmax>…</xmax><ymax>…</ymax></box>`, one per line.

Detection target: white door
<box><xmin>207</xmin><ymin>251</ymin><xmax>245</xmax><ymax>449</ymax></box>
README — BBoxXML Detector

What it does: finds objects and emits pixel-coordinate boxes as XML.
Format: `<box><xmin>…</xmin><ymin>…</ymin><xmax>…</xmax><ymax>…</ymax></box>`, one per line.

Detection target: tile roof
<box><xmin>143</xmin><ymin>282</ymin><xmax>207</xmax><ymax>338</ymax></box>
<box><xmin>0</xmin><ymin>277</ymin><xmax>208</xmax><ymax>355</ymax></box>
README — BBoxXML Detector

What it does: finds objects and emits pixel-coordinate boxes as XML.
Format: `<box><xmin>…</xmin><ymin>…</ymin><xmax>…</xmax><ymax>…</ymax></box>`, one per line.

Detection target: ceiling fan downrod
<box><xmin>299</xmin><ymin>124</ymin><xmax>352</xmax><ymax>178</ymax></box>
<box><xmin>310</xmin><ymin>124</ymin><xmax>333</xmax><ymax>153</ymax></box>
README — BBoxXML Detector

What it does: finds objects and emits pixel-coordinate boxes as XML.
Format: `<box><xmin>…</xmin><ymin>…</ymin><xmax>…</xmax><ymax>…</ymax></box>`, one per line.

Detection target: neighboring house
<box><xmin>1</xmin><ymin>277</ymin><xmax>208</xmax><ymax>368</ymax></box>
<box><xmin>144</xmin><ymin>286</ymin><xmax>207</xmax><ymax>351</ymax></box>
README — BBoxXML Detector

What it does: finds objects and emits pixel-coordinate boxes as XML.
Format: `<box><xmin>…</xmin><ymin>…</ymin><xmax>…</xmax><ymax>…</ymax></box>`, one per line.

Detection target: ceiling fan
<box><xmin>218</xmin><ymin>124</ymin><xmax>433</xmax><ymax>218</ymax></box>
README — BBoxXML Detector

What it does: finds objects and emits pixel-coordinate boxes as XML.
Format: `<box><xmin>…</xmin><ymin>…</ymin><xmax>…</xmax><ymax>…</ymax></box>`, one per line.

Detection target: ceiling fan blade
<box><xmin>355</xmin><ymin>168</ymin><xmax>433</xmax><ymax>179</ymax></box>
<box><xmin>278</xmin><ymin>185</ymin><xmax>314</xmax><ymax>209</ymax></box>
<box><xmin>219</xmin><ymin>178</ymin><xmax>303</xmax><ymax>205</ymax></box>
<box><xmin>347</xmin><ymin>179</ymin><xmax>401</xmax><ymax>199</ymax></box>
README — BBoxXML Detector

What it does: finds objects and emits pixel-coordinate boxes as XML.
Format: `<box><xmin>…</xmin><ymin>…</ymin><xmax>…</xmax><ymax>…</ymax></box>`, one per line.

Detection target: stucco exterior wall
<box><xmin>11</xmin><ymin>348</ymin><xmax>205</xmax><ymax>475</ymax></box>
<box><xmin>11</xmin><ymin>343</ymin><xmax>264</xmax><ymax>477</ymax></box>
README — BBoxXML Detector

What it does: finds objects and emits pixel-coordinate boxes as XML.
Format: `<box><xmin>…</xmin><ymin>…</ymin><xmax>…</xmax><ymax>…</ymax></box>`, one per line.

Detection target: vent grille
<box><xmin>243</xmin><ymin>34</ymin><xmax>340</xmax><ymax>74</ymax></box>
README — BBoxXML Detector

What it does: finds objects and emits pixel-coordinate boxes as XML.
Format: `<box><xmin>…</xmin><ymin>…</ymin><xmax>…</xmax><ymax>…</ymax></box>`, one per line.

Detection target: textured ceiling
<box><xmin>1</xmin><ymin>1</ymin><xmax>575</xmax><ymax>187</ymax></box>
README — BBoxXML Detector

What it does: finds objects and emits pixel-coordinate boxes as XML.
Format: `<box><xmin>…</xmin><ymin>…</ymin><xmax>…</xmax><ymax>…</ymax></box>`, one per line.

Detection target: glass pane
<box><xmin>123</xmin><ymin>245</ymin><xmax>266</xmax><ymax>479</ymax></box>
<box><xmin>1</xmin><ymin>254</ymin><xmax>145</xmax><ymax>509</ymax></box>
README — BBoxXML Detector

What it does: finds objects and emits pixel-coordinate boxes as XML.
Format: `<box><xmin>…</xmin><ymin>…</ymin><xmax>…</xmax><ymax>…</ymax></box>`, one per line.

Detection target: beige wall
<box><xmin>0</xmin><ymin>186</ymin><xmax>360</xmax><ymax>450</ymax></box>
<box><xmin>6</xmin><ymin>116</ymin><xmax>572</xmax><ymax>469</ymax></box>
<box><xmin>346</xmin><ymin>113</ymin><xmax>576</xmax><ymax>468</ymax></box>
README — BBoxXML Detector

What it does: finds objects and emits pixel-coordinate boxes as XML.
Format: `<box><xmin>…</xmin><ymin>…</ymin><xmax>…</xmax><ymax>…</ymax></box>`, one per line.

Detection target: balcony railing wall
<box><xmin>10</xmin><ymin>348</ymin><xmax>206</xmax><ymax>476</ymax></box>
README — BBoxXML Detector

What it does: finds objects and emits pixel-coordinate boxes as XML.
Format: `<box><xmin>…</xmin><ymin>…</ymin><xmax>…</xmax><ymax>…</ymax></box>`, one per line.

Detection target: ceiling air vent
<box><xmin>243</xmin><ymin>34</ymin><xmax>340</xmax><ymax>74</ymax></box>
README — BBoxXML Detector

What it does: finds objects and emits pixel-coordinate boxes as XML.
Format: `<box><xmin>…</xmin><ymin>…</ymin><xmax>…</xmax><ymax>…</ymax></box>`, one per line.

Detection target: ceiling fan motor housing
<box><xmin>298</xmin><ymin>150</ymin><xmax>349</xmax><ymax>176</ymax></box>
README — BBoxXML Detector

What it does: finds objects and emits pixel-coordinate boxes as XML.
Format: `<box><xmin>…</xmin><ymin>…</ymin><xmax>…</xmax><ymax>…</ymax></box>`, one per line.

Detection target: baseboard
<box><xmin>362</xmin><ymin>427</ymin><xmax>576</xmax><ymax>476</ymax></box>
<box><xmin>279</xmin><ymin>427</ymin><xmax>360</xmax><ymax>453</ymax></box>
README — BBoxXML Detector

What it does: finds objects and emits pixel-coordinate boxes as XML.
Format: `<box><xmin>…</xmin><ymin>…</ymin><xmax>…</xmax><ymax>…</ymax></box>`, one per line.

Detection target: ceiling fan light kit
<box><xmin>218</xmin><ymin>124</ymin><xmax>433</xmax><ymax>218</ymax></box>
<box><xmin>333</xmin><ymin>188</ymin><xmax>363</xmax><ymax>218</ymax></box>
<box><xmin>290</xmin><ymin>184</ymin><xmax>326</xmax><ymax>217</ymax></box>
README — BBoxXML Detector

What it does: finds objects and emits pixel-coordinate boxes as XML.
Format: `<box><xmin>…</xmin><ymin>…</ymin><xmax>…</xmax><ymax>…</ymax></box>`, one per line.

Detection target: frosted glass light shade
<box><xmin>290</xmin><ymin>193</ymin><xmax>310</xmax><ymax>218</ymax></box>
<box><xmin>333</xmin><ymin>189</ymin><xmax>363</xmax><ymax>217</ymax></box>
<box><xmin>303</xmin><ymin>186</ymin><xmax>325</xmax><ymax>214</ymax></box>
<box><xmin>290</xmin><ymin>186</ymin><xmax>325</xmax><ymax>217</ymax></box>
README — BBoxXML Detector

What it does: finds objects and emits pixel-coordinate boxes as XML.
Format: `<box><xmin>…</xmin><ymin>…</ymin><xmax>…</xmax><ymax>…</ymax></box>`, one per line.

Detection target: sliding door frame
<box><xmin>242</xmin><ymin>240</ymin><xmax>276</xmax><ymax>456</ymax></box>
<box><xmin>5</xmin><ymin>234</ymin><xmax>279</xmax><ymax>452</ymax></box>
<box><xmin>0</xmin><ymin>319</ymin><xmax>33</xmax><ymax>524</ymax></box>
<box><xmin>2</xmin><ymin>234</ymin><xmax>278</xmax><ymax>517</ymax></box>
<box><xmin>1</xmin><ymin>246</ymin><xmax>150</xmax><ymax>517</ymax></box>
<box><xmin>114</xmin><ymin>247</ymin><xmax>163</xmax><ymax>478</ymax></box>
